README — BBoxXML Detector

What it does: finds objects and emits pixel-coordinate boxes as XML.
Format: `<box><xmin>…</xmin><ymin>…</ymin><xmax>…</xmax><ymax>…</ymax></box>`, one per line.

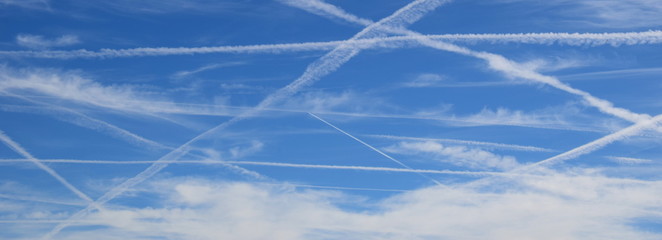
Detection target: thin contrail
<box><xmin>0</xmin><ymin>130</ymin><xmax>99</xmax><ymax>209</ymax></box>
<box><xmin>365</xmin><ymin>134</ymin><xmax>555</xmax><ymax>152</ymax></box>
<box><xmin>0</xmin><ymin>158</ymin><xmax>514</xmax><ymax>176</ymax></box>
<box><xmin>42</xmin><ymin>1</ymin><xmax>453</xmax><ymax>238</ymax></box>
<box><xmin>308</xmin><ymin>113</ymin><xmax>444</xmax><ymax>185</ymax></box>
<box><xmin>2</xmin><ymin>31</ymin><xmax>661</xmax><ymax>59</ymax></box>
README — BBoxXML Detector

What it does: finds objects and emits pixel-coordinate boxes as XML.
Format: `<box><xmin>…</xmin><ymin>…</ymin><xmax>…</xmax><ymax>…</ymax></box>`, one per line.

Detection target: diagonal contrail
<box><xmin>308</xmin><ymin>113</ymin><xmax>444</xmax><ymax>185</ymax></box>
<box><xmin>41</xmin><ymin>0</ymin><xmax>454</xmax><ymax>238</ymax></box>
<box><xmin>0</xmin><ymin>130</ymin><xmax>100</xmax><ymax>210</ymax></box>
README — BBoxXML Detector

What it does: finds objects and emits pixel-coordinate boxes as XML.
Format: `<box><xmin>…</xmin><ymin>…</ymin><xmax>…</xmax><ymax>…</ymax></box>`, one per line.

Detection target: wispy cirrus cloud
<box><xmin>498</xmin><ymin>0</ymin><xmax>662</xmax><ymax>28</ymax></box>
<box><xmin>16</xmin><ymin>34</ymin><xmax>80</xmax><ymax>49</ymax></box>
<box><xmin>384</xmin><ymin>141</ymin><xmax>520</xmax><ymax>170</ymax></box>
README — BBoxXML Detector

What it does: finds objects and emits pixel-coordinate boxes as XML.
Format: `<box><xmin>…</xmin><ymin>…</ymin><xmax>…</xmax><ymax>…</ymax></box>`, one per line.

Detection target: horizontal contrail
<box><xmin>0</xmin><ymin>158</ymin><xmax>514</xmax><ymax>176</ymax></box>
<box><xmin>365</xmin><ymin>134</ymin><xmax>555</xmax><ymax>152</ymax></box>
<box><xmin>1</xmin><ymin>31</ymin><xmax>661</xmax><ymax>59</ymax></box>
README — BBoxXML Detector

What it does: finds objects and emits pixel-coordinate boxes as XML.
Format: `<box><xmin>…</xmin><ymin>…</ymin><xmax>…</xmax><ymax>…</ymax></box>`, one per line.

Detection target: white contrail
<box><xmin>42</xmin><ymin>1</ymin><xmax>453</xmax><ymax>238</ymax></box>
<box><xmin>365</xmin><ymin>134</ymin><xmax>555</xmax><ymax>152</ymax></box>
<box><xmin>287</xmin><ymin>0</ymin><xmax>655</xmax><ymax>127</ymax></box>
<box><xmin>0</xmin><ymin>130</ymin><xmax>99</xmax><ymax>209</ymax></box>
<box><xmin>0</xmin><ymin>158</ymin><xmax>512</xmax><ymax>176</ymax></box>
<box><xmin>525</xmin><ymin>114</ymin><xmax>662</xmax><ymax>169</ymax></box>
<box><xmin>2</xmin><ymin>31</ymin><xmax>661</xmax><ymax>59</ymax></box>
<box><xmin>308</xmin><ymin>113</ymin><xmax>444</xmax><ymax>185</ymax></box>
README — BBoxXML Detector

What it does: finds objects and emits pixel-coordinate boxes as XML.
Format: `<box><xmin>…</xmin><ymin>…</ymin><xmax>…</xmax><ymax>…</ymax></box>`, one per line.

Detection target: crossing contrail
<box><xmin>41</xmin><ymin>1</ymin><xmax>454</xmax><ymax>238</ymax></box>
<box><xmin>1</xmin><ymin>31</ymin><xmax>660</xmax><ymax>59</ymax></box>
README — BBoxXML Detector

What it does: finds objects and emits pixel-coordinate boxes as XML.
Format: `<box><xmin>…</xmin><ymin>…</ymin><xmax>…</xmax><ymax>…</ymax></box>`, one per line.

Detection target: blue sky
<box><xmin>1</xmin><ymin>0</ymin><xmax>662</xmax><ymax>239</ymax></box>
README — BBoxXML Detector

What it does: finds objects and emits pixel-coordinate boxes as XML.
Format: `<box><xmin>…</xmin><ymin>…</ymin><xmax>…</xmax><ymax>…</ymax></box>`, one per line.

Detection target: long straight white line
<box><xmin>42</xmin><ymin>1</ymin><xmax>453</xmax><ymax>238</ymax></box>
<box><xmin>0</xmin><ymin>158</ymin><xmax>511</xmax><ymax>176</ymax></box>
<box><xmin>2</xmin><ymin>31</ymin><xmax>661</xmax><ymax>59</ymax></box>
<box><xmin>308</xmin><ymin>113</ymin><xmax>444</xmax><ymax>185</ymax></box>
<box><xmin>0</xmin><ymin>130</ymin><xmax>99</xmax><ymax>209</ymax></box>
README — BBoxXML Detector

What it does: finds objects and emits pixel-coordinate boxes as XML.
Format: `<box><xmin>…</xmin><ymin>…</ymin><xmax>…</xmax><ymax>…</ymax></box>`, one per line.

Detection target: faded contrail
<box><xmin>2</xmin><ymin>92</ymin><xmax>168</xmax><ymax>150</ymax></box>
<box><xmin>0</xmin><ymin>193</ymin><xmax>86</xmax><ymax>207</ymax></box>
<box><xmin>0</xmin><ymin>94</ymin><xmax>266</xmax><ymax>181</ymax></box>
<box><xmin>365</xmin><ymin>134</ymin><xmax>555</xmax><ymax>152</ymax></box>
<box><xmin>0</xmin><ymin>158</ymin><xmax>513</xmax><ymax>176</ymax></box>
<box><xmin>308</xmin><ymin>113</ymin><xmax>444</xmax><ymax>185</ymax></box>
<box><xmin>42</xmin><ymin>1</ymin><xmax>453</xmax><ymax>238</ymax></box>
<box><xmin>0</xmin><ymin>130</ymin><xmax>99</xmax><ymax>209</ymax></box>
<box><xmin>2</xmin><ymin>31</ymin><xmax>661</xmax><ymax>59</ymax></box>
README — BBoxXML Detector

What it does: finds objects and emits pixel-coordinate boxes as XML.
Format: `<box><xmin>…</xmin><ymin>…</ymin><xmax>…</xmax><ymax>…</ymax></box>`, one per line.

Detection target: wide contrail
<box><xmin>2</xmin><ymin>31</ymin><xmax>661</xmax><ymax>59</ymax></box>
<box><xmin>0</xmin><ymin>130</ymin><xmax>99</xmax><ymax>209</ymax></box>
<box><xmin>41</xmin><ymin>0</ymin><xmax>453</xmax><ymax>238</ymax></box>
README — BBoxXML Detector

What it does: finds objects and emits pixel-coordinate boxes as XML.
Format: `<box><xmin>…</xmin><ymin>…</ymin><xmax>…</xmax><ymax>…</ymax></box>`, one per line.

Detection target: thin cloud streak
<box><xmin>0</xmin><ymin>130</ymin><xmax>98</xmax><ymax>208</ymax></box>
<box><xmin>0</xmin><ymin>193</ymin><xmax>85</xmax><ymax>207</ymax></box>
<box><xmin>1</xmin><ymin>31</ymin><xmax>660</xmax><ymax>59</ymax></box>
<box><xmin>42</xmin><ymin>1</ymin><xmax>453</xmax><ymax>238</ymax></box>
<box><xmin>309</xmin><ymin>113</ymin><xmax>444</xmax><ymax>185</ymax></box>
<box><xmin>367</xmin><ymin>134</ymin><xmax>554</xmax><ymax>152</ymax></box>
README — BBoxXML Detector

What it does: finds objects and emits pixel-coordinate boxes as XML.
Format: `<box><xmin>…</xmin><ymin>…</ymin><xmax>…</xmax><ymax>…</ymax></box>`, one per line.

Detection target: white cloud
<box><xmin>403</xmin><ymin>73</ymin><xmax>446</xmax><ymax>87</ymax></box>
<box><xmin>279</xmin><ymin>91</ymin><xmax>385</xmax><ymax>113</ymax></box>
<box><xmin>385</xmin><ymin>141</ymin><xmax>520</xmax><ymax>170</ymax></box>
<box><xmin>35</xmin><ymin>176</ymin><xmax>662</xmax><ymax>240</ymax></box>
<box><xmin>16</xmin><ymin>34</ymin><xmax>80</xmax><ymax>49</ymax></box>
